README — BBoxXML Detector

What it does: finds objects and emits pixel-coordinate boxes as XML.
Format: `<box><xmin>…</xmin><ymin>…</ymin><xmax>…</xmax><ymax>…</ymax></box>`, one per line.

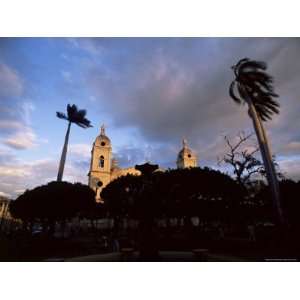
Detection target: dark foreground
<box><xmin>1</xmin><ymin>226</ymin><xmax>300</xmax><ymax>262</ymax></box>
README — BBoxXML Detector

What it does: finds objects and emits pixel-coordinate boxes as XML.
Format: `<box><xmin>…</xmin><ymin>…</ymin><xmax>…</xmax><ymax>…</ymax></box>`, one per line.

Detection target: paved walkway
<box><xmin>61</xmin><ymin>251</ymin><xmax>246</xmax><ymax>262</ymax></box>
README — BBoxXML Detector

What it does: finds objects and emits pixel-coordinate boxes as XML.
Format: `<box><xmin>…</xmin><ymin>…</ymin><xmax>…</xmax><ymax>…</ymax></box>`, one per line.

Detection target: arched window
<box><xmin>99</xmin><ymin>155</ymin><xmax>104</xmax><ymax>168</ymax></box>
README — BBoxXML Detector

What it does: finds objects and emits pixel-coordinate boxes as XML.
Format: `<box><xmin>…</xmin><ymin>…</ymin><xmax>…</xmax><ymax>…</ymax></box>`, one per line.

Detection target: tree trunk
<box><xmin>246</xmin><ymin>98</ymin><xmax>284</xmax><ymax>225</ymax></box>
<box><xmin>138</xmin><ymin>217</ymin><xmax>159</xmax><ymax>261</ymax></box>
<box><xmin>57</xmin><ymin>122</ymin><xmax>71</xmax><ymax>181</ymax></box>
<box><xmin>257</xmin><ymin>117</ymin><xmax>284</xmax><ymax>223</ymax></box>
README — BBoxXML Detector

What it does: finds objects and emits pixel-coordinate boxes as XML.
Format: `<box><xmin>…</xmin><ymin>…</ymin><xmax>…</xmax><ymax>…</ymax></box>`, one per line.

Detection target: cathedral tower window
<box><xmin>99</xmin><ymin>155</ymin><xmax>105</xmax><ymax>168</ymax></box>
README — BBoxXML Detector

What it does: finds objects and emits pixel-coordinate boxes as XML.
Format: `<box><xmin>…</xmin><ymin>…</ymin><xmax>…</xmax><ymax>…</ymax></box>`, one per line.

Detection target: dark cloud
<box><xmin>79</xmin><ymin>38</ymin><xmax>300</xmax><ymax>171</ymax></box>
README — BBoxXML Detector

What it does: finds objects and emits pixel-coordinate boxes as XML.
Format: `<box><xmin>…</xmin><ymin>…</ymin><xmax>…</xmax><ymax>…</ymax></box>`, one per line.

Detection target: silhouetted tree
<box><xmin>101</xmin><ymin>174</ymin><xmax>143</xmax><ymax>220</ymax></box>
<box><xmin>56</xmin><ymin>104</ymin><xmax>92</xmax><ymax>181</ymax></box>
<box><xmin>229</xmin><ymin>58</ymin><xmax>284</xmax><ymax>225</ymax></box>
<box><xmin>101</xmin><ymin>167</ymin><xmax>245</xmax><ymax>253</ymax></box>
<box><xmin>10</xmin><ymin>181</ymin><xmax>96</xmax><ymax>234</ymax></box>
<box><xmin>219</xmin><ymin>132</ymin><xmax>284</xmax><ymax>187</ymax></box>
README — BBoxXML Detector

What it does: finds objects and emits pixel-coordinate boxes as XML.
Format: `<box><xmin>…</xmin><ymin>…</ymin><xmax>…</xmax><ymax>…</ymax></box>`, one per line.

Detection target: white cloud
<box><xmin>0</xmin><ymin>120</ymin><xmax>23</xmax><ymax>131</ymax></box>
<box><xmin>0</xmin><ymin>61</ymin><xmax>39</xmax><ymax>152</ymax></box>
<box><xmin>0</xmin><ymin>159</ymin><xmax>57</xmax><ymax>198</ymax></box>
<box><xmin>281</xmin><ymin>142</ymin><xmax>300</xmax><ymax>155</ymax></box>
<box><xmin>21</xmin><ymin>101</ymin><xmax>35</xmax><ymax>125</ymax></box>
<box><xmin>0</xmin><ymin>153</ymin><xmax>90</xmax><ymax>199</ymax></box>
<box><xmin>69</xmin><ymin>143</ymin><xmax>91</xmax><ymax>158</ymax></box>
<box><xmin>0</xmin><ymin>62</ymin><xmax>23</xmax><ymax>98</ymax></box>
<box><xmin>278</xmin><ymin>157</ymin><xmax>300</xmax><ymax>181</ymax></box>
<box><xmin>3</xmin><ymin>126</ymin><xmax>37</xmax><ymax>150</ymax></box>
<box><xmin>0</xmin><ymin>165</ymin><xmax>30</xmax><ymax>177</ymax></box>
<box><xmin>0</xmin><ymin>101</ymin><xmax>39</xmax><ymax>150</ymax></box>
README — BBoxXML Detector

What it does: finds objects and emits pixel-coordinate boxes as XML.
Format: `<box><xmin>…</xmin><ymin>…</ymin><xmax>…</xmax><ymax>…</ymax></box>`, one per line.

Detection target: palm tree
<box><xmin>229</xmin><ymin>58</ymin><xmax>284</xmax><ymax>225</ymax></box>
<box><xmin>56</xmin><ymin>104</ymin><xmax>92</xmax><ymax>181</ymax></box>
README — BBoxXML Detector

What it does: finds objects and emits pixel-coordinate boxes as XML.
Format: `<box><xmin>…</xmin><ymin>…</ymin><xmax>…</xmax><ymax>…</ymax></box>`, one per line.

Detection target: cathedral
<box><xmin>88</xmin><ymin>125</ymin><xmax>198</xmax><ymax>201</ymax></box>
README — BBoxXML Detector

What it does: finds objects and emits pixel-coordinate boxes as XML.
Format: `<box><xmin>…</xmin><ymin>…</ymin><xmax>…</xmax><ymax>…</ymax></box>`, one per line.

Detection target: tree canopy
<box><xmin>101</xmin><ymin>167</ymin><xmax>245</xmax><ymax>221</ymax></box>
<box><xmin>10</xmin><ymin>181</ymin><xmax>96</xmax><ymax>223</ymax></box>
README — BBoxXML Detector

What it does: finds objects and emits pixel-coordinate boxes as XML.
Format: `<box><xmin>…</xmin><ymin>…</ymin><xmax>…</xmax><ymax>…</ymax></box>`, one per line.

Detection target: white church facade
<box><xmin>88</xmin><ymin>125</ymin><xmax>198</xmax><ymax>201</ymax></box>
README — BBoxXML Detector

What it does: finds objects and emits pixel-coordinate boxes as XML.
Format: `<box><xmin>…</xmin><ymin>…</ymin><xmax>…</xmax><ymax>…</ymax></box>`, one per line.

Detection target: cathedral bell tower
<box><xmin>176</xmin><ymin>138</ymin><xmax>198</xmax><ymax>169</ymax></box>
<box><xmin>88</xmin><ymin>125</ymin><xmax>112</xmax><ymax>201</ymax></box>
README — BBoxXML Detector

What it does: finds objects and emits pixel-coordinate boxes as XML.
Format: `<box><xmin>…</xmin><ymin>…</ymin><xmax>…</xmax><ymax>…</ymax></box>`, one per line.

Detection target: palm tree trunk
<box><xmin>246</xmin><ymin>99</ymin><xmax>284</xmax><ymax>225</ymax></box>
<box><xmin>57</xmin><ymin>121</ymin><xmax>71</xmax><ymax>181</ymax></box>
<box><xmin>257</xmin><ymin>117</ymin><xmax>284</xmax><ymax>222</ymax></box>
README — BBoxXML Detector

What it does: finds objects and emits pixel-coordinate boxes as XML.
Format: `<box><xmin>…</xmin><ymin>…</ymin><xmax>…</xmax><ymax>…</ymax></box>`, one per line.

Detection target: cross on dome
<box><xmin>100</xmin><ymin>124</ymin><xmax>106</xmax><ymax>135</ymax></box>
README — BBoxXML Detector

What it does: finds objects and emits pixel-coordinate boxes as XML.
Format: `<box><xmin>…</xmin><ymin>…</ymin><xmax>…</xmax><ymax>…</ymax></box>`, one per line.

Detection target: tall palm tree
<box><xmin>56</xmin><ymin>104</ymin><xmax>92</xmax><ymax>181</ymax></box>
<box><xmin>229</xmin><ymin>58</ymin><xmax>284</xmax><ymax>225</ymax></box>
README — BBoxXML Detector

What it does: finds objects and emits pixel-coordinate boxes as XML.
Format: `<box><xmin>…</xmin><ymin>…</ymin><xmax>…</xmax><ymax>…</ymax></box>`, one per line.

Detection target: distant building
<box><xmin>0</xmin><ymin>196</ymin><xmax>12</xmax><ymax>232</ymax></box>
<box><xmin>88</xmin><ymin>125</ymin><xmax>198</xmax><ymax>201</ymax></box>
<box><xmin>176</xmin><ymin>138</ymin><xmax>198</xmax><ymax>169</ymax></box>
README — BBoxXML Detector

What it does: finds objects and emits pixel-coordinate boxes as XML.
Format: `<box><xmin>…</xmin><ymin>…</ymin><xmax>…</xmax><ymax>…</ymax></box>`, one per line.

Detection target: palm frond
<box><xmin>56</xmin><ymin>111</ymin><xmax>68</xmax><ymax>120</ymax></box>
<box><xmin>255</xmin><ymin>106</ymin><xmax>271</xmax><ymax>121</ymax></box>
<box><xmin>76</xmin><ymin>117</ymin><xmax>93</xmax><ymax>128</ymax></box>
<box><xmin>237</xmin><ymin>84</ymin><xmax>249</xmax><ymax>101</ymax></box>
<box><xmin>59</xmin><ymin>104</ymin><xmax>93</xmax><ymax>128</ymax></box>
<box><xmin>77</xmin><ymin>109</ymin><xmax>87</xmax><ymax>118</ymax></box>
<box><xmin>232</xmin><ymin>58</ymin><xmax>249</xmax><ymax>77</ymax></box>
<box><xmin>231</xmin><ymin>58</ymin><xmax>280</xmax><ymax>122</ymax></box>
<box><xmin>67</xmin><ymin>104</ymin><xmax>78</xmax><ymax>120</ymax></box>
<box><xmin>235</xmin><ymin>58</ymin><xmax>250</xmax><ymax>70</ymax></box>
<box><xmin>229</xmin><ymin>81</ymin><xmax>242</xmax><ymax>104</ymax></box>
<box><xmin>246</xmin><ymin>81</ymin><xmax>275</xmax><ymax>97</ymax></box>
<box><xmin>255</xmin><ymin>99</ymin><xmax>279</xmax><ymax>116</ymax></box>
<box><xmin>239</xmin><ymin>60</ymin><xmax>267</xmax><ymax>73</ymax></box>
<box><xmin>243</xmin><ymin>70</ymin><xmax>272</xmax><ymax>82</ymax></box>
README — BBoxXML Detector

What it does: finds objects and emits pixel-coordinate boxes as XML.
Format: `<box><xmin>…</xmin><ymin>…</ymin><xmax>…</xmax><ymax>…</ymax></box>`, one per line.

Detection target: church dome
<box><xmin>176</xmin><ymin>138</ymin><xmax>198</xmax><ymax>169</ymax></box>
<box><xmin>177</xmin><ymin>139</ymin><xmax>194</xmax><ymax>159</ymax></box>
<box><xmin>95</xmin><ymin>125</ymin><xmax>111</xmax><ymax>146</ymax></box>
<box><xmin>177</xmin><ymin>147</ymin><xmax>193</xmax><ymax>159</ymax></box>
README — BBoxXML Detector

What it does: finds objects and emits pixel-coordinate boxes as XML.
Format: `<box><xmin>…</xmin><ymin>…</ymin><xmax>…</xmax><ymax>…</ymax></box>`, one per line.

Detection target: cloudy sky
<box><xmin>0</xmin><ymin>37</ymin><xmax>299</xmax><ymax>198</ymax></box>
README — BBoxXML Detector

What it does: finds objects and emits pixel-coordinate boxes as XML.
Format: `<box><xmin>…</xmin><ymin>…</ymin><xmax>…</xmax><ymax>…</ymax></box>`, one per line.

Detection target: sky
<box><xmin>0</xmin><ymin>37</ymin><xmax>300</xmax><ymax>199</ymax></box>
